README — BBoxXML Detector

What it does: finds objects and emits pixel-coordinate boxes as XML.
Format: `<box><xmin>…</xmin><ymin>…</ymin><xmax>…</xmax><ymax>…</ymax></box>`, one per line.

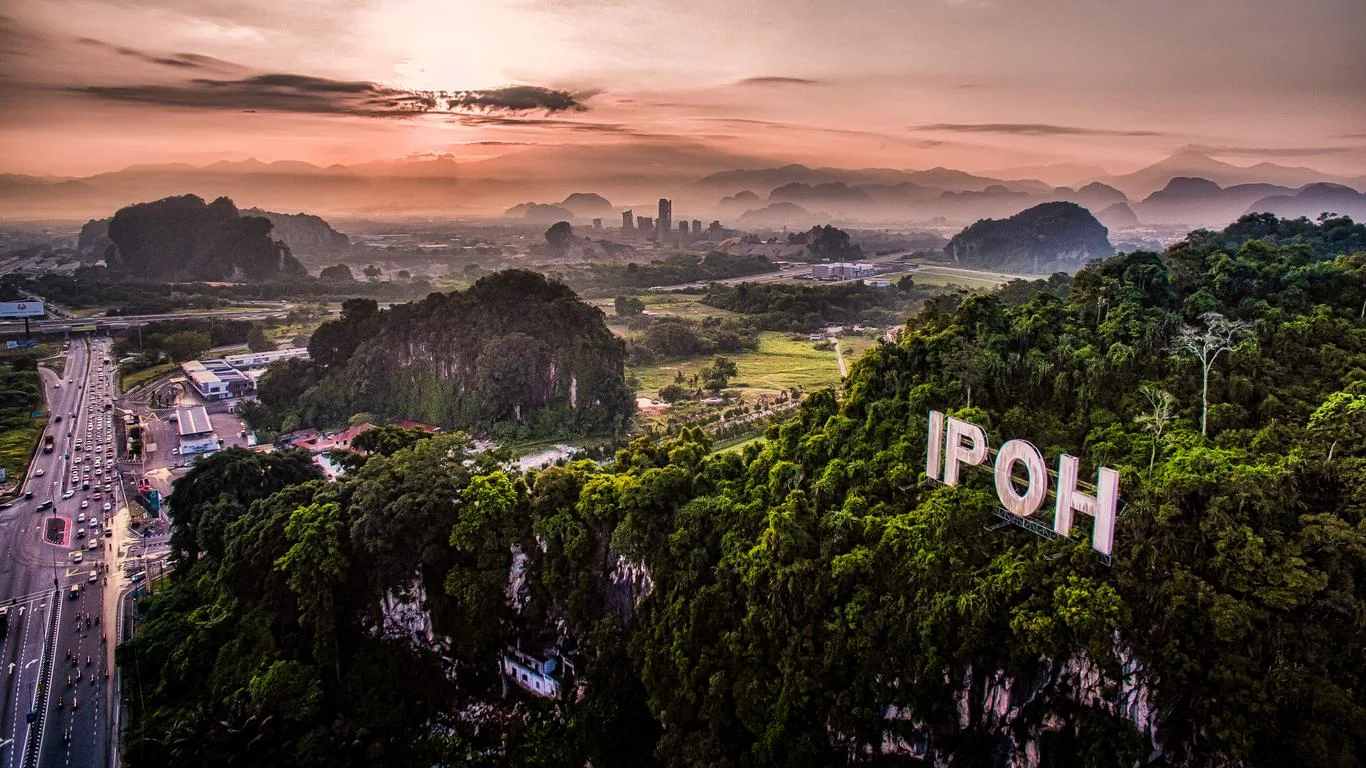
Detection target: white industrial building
<box><xmin>812</xmin><ymin>262</ymin><xmax>879</xmax><ymax>281</ymax></box>
<box><xmin>175</xmin><ymin>405</ymin><xmax>220</xmax><ymax>456</ymax></box>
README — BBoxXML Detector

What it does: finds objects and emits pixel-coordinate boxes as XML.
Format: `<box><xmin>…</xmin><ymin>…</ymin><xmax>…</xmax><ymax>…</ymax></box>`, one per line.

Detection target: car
<box><xmin>69</xmin><ymin>585</ymin><xmax>80</xmax><ymax>599</ymax></box>
<box><xmin>62</xmin><ymin>490</ymin><xmax>73</xmax><ymax>499</ymax></box>
<box><xmin>76</xmin><ymin>528</ymin><xmax>85</xmax><ymax>538</ymax></box>
<box><xmin>78</xmin><ymin>511</ymin><xmax>86</xmax><ymax>521</ymax></box>
<box><xmin>55</xmin><ymin>416</ymin><xmax>62</xmax><ymax>423</ymax></box>
<box><xmin>93</xmin><ymin>493</ymin><xmax>101</xmax><ymax>500</ymax></box>
<box><xmin>103</xmin><ymin>503</ymin><xmax>111</xmax><ymax>512</ymax></box>
<box><xmin>70</xmin><ymin>552</ymin><xmax>82</xmax><ymax>564</ymax></box>
<box><xmin>88</xmin><ymin>571</ymin><xmax>97</xmax><ymax>583</ymax></box>
<box><xmin>94</xmin><ymin>469</ymin><xmax>102</xmax><ymax>476</ymax></box>
<box><xmin>34</xmin><ymin>468</ymin><xmax>44</xmax><ymax>477</ymax></box>
<box><xmin>37</xmin><ymin>500</ymin><xmax>53</xmax><ymax>511</ymax></box>
<box><xmin>81</xmin><ymin>482</ymin><xmax>89</xmax><ymax>491</ymax></box>
<box><xmin>87</xmin><ymin>539</ymin><xmax>97</xmax><ymax>551</ymax></box>
<box><xmin>104</xmin><ymin>529</ymin><xmax>112</xmax><ymax>538</ymax></box>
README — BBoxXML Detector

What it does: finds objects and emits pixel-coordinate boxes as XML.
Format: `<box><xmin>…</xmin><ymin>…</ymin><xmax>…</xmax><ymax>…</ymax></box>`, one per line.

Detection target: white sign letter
<box><xmin>993</xmin><ymin>440</ymin><xmax>1048</xmax><ymax>517</ymax></box>
<box><xmin>1054</xmin><ymin>455</ymin><xmax>1119</xmax><ymax>556</ymax></box>
<box><xmin>926</xmin><ymin>410</ymin><xmax>945</xmax><ymax>482</ymax></box>
<box><xmin>943</xmin><ymin>417</ymin><xmax>988</xmax><ymax>486</ymax></box>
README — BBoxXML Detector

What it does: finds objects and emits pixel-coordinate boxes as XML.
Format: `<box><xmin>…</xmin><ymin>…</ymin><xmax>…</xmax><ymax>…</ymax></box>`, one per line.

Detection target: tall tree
<box><xmin>1175</xmin><ymin>311</ymin><xmax>1252</xmax><ymax>436</ymax></box>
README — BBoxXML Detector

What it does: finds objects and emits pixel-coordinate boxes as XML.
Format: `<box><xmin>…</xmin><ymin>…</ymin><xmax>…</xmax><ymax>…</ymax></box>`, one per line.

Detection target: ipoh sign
<box><xmin>926</xmin><ymin>410</ymin><xmax>1119</xmax><ymax>557</ymax></box>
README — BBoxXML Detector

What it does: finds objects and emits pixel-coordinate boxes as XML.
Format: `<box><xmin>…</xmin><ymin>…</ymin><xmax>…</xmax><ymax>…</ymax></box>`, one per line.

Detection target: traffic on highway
<box><xmin>0</xmin><ymin>336</ymin><xmax>137</xmax><ymax>768</ymax></box>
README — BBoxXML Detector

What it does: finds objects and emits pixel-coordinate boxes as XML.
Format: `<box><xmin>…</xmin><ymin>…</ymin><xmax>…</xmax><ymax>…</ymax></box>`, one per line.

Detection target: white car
<box><xmin>80</xmin><ymin>500</ymin><xmax>88</xmax><ymax>509</ymax></box>
<box><xmin>34</xmin><ymin>468</ymin><xmax>45</xmax><ymax>477</ymax></box>
<box><xmin>102</xmin><ymin>503</ymin><xmax>111</xmax><ymax>512</ymax></box>
<box><xmin>87</xmin><ymin>539</ymin><xmax>98</xmax><ymax>551</ymax></box>
<box><xmin>62</xmin><ymin>490</ymin><xmax>73</xmax><ymax>499</ymax></box>
<box><xmin>77</xmin><ymin>512</ymin><xmax>86</xmax><ymax>522</ymax></box>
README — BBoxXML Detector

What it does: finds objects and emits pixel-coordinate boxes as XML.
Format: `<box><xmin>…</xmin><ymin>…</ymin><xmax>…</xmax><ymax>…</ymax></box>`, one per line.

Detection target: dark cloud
<box><xmin>734</xmin><ymin>76</ymin><xmax>824</xmax><ymax>87</ymax></box>
<box><xmin>456</xmin><ymin>114</ymin><xmax>633</xmax><ymax>134</ymax></box>
<box><xmin>68</xmin><ymin>74</ymin><xmax>589</xmax><ymax>118</ymax></box>
<box><xmin>75</xmin><ymin>37</ymin><xmax>239</xmax><ymax>71</ymax></box>
<box><xmin>914</xmin><ymin>122</ymin><xmax>1162</xmax><ymax>137</ymax></box>
<box><xmin>445</xmin><ymin>85</ymin><xmax>585</xmax><ymax>113</ymax></box>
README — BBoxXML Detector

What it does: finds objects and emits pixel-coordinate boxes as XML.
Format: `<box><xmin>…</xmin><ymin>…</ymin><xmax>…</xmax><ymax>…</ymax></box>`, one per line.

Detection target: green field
<box><xmin>121</xmin><ymin>362</ymin><xmax>179</xmax><ymax>391</ymax></box>
<box><xmin>0</xmin><ymin>415</ymin><xmax>44</xmax><ymax>490</ymax></box>
<box><xmin>631</xmin><ymin>332</ymin><xmax>846</xmax><ymax>395</ymax></box>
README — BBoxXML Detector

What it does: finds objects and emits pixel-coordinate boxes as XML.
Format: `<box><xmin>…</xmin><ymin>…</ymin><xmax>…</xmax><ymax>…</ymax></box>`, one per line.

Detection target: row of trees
<box><xmin>123</xmin><ymin>214</ymin><xmax>1366</xmax><ymax>766</ymax></box>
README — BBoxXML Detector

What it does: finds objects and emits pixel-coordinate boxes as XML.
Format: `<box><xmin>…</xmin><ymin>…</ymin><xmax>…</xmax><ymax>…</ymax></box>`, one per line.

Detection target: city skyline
<box><xmin>1</xmin><ymin>0</ymin><xmax>1363</xmax><ymax>179</ymax></box>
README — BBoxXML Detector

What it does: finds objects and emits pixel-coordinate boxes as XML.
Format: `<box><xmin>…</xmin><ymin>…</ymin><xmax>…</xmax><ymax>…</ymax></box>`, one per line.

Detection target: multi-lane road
<box><xmin>0</xmin><ymin>337</ymin><xmax>129</xmax><ymax>767</ymax></box>
<box><xmin>0</xmin><ymin>307</ymin><xmax>290</xmax><ymax>336</ymax></box>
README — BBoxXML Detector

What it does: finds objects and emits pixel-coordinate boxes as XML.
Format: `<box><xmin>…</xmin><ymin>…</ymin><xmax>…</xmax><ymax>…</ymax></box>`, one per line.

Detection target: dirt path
<box><xmin>832</xmin><ymin>337</ymin><xmax>847</xmax><ymax>378</ymax></box>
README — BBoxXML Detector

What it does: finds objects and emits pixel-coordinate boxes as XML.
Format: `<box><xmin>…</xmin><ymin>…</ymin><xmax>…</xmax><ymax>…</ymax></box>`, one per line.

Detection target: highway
<box><xmin>0</xmin><ymin>338</ymin><xmax>126</xmax><ymax>768</ymax></box>
<box><xmin>0</xmin><ymin>308</ymin><xmax>289</xmax><ymax>335</ymax></box>
<box><xmin>648</xmin><ymin>252</ymin><xmax>1030</xmax><ymax>292</ymax></box>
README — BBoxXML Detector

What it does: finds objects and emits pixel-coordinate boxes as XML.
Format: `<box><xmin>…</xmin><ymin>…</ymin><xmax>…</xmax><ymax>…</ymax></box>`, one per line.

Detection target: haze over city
<box><xmin>2</xmin><ymin>0</ymin><xmax>1364</xmax><ymax>182</ymax></box>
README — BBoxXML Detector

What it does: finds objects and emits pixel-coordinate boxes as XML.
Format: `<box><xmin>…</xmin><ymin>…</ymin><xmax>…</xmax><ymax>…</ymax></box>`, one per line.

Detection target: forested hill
<box><xmin>248</xmin><ymin>269</ymin><xmax>635</xmax><ymax>436</ymax></box>
<box><xmin>945</xmin><ymin>200</ymin><xmax>1114</xmax><ymax>273</ymax></box>
<box><xmin>122</xmin><ymin>216</ymin><xmax>1366</xmax><ymax>767</ymax></box>
<box><xmin>243</xmin><ymin>208</ymin><xmax>350</xmax><ymax>253</ymax></box>
<box><xmin>104</xmin><ymin>194</ymin><xmax>307</xmax><ymax>280</ymax></box>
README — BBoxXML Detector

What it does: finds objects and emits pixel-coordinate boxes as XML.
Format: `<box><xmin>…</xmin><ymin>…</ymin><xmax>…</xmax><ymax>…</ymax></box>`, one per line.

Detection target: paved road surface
<box><xmin>0</xmin><ymin>338</ymin><xmax>123</xmax><ymax>768</ymax></box>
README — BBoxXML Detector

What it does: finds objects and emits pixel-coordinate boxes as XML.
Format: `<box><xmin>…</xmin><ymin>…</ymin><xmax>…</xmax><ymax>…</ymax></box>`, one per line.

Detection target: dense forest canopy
<box><xmin>945</xmin><ymin>201</ymin><xmax>1114</xmax><ymax>274</ymax></box>
<box><xmin>124</xmin><ymin>215</ymin><xmax>1366</xmax><ymax>767</ymax></box>
<box><xmin>104</xmin><ymin>194</ymin><xmax>308</xmax><ymax>280</ymax></box>
<box><xmin>248</xmin><ymin>270</ymin><xmax>635</xmax><ymax>437</ymax></box>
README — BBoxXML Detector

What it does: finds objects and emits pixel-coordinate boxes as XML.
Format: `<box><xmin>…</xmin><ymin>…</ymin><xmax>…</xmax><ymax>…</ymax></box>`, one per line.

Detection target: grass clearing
<box><xmin>0</xmin><ymin>415</ymin><xmax>44</xmax><ymax>488</ymax></box>
<box><xmin>630</xmin><ymin>332</ymin><xmax>844</xmax><ymax>396</ymax></box>
<box><xmin>121</xmin><ymin>362</ymin><xmax>179</xmax><ymax>391</ymax></box>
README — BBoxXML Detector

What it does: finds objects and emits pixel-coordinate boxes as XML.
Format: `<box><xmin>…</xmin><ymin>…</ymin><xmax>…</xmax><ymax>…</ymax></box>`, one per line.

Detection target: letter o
<box><xmin>994</xmin><ymin>439</ymin><xmax>1047</xmax><ymax>517</ymax></box>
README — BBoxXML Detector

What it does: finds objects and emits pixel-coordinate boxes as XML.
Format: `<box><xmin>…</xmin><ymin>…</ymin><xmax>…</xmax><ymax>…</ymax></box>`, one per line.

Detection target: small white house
<box><xmin>501</xmin><ymin>647</ymin><xmax>564</xmax><ymax>699</ymax></box>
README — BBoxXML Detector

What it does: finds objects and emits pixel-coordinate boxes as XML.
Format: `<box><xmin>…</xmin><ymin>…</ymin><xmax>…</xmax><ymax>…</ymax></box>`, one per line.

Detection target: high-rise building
<box><xmin>621</xmin><ymin>210</ymin><xmax>634</xmax><ymax>231</ymax></box>
<box><xmin>691</xmin><ymin>219</ymin><xmax>702</xmax><ymax>237</ymax></box>
<box><xmin>657</xmin><ymin>198</ymin><xmax>672</xmax><ymax>242</ymax></box>
<box><xmin>591</xmin><ymin>218</ymin><xmax>603</xmax><ymax>231</ymax></box>
<box><xmin>637</xmin><ymin>216</ymin><xmax>653</xmax><ymax>238</ymax></box>
<box><xmin>679</xmin><ymin>220</ymin><xmax>690</xmax><ymax>236</ymax></box>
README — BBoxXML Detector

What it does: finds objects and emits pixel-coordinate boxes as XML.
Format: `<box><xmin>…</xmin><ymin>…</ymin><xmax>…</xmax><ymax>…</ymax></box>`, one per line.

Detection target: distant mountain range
<box><xmin>1</xmin><ymin>149</ymin><xmax>1362</xmax><ymax>230</ymax></box>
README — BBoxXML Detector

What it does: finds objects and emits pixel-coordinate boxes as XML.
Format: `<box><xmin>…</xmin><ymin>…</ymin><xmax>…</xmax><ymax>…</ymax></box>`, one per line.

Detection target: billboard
<box><xmin>0</xmin><ymin>302</ymin><xmax>45</xmax><ymax>318</ymax></box>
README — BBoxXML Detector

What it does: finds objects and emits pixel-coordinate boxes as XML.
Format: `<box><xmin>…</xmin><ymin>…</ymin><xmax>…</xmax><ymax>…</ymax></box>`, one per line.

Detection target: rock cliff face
<box><xmin>302</xmin><ymin>270</ymin><xmax>636</xmax><ymax>432</ymax></box>
<box><xmin>102</xmin><ymin>194</ymin><xmax>308</xmax><ymax>280</ymax></box>
<box><xmin>244</xmin><ymin>208</ymin><xmax>349</xmax><ymax>253</ymax></box>
<box><xmin>944</xmin><ymin>201</ymin><xmax>1114</xmax><ymax>274</ymax></box>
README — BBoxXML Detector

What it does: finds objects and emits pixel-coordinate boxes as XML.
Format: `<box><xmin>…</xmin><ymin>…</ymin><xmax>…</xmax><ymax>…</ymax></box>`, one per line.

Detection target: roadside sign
<box><xmin>0</xmin><ymin>302</ymin><xmax>45</xmax><ymax>318</ymax></box>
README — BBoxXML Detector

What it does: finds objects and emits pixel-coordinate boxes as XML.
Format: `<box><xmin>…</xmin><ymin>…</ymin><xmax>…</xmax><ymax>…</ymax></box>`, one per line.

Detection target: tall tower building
<box><xmin>621</xmin><ymin>210</ymin><xmax>634</xmax><ymax>231</ymax></box>
<box><xmin>679</xmin><ymin>220</ymin><xmax>690</xmax><ymax>236</ymax></box>
<box><xmin>657</xmin><ymin>198</ymin><xmax>672</xmax><ymax>242</ymax></box>
<box><xmin>691</xmin><ymin>219</ymin><xmax>702</xmax><ymax>237</ymax></box>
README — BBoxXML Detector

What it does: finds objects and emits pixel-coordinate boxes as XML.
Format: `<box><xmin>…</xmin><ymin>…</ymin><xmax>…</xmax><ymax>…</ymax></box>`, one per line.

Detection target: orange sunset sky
<box><xmin>1</xmin><ymin>0</ymin><xmax>1364</xmax><ymax>179</ymax></box>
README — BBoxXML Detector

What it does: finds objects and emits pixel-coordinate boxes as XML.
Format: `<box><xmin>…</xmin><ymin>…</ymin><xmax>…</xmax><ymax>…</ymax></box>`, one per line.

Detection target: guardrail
<box><xmin>22</xmin><ymin>589</ymin><xmax>60</xmax><ymax>768</ymax></box>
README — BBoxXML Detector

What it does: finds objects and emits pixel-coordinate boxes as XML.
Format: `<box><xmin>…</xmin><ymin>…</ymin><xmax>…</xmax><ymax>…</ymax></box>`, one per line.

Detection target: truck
<box><xmin>43</xmin><ymin>434</ymin><xmax>54</xmax><ymax>454</ymax></box>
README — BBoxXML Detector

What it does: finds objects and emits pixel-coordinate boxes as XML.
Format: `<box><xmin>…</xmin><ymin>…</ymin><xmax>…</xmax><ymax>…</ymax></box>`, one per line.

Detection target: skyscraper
<box><xmin>591</xmin><ymin>218</ymin><xmax>603</xmax><ymax>231</ymax></box>
<box><xmin>621</xmin><ymin>210</ymin><xmax>634</xmax><ymax>231</ymax></box>
<box><xmin>657</xmin><ymin>198</ymin><xmax>672</xmax><ymax>242</ymax></box>
<box><xmin>691</xmin><ymin>219</ymin><xmax>702</xmax><ymax>237</ymax></box>
<box><xmin>679</xmin><ymin>220</ymin><xmax>690</xmax><ymax>236</ymax></box>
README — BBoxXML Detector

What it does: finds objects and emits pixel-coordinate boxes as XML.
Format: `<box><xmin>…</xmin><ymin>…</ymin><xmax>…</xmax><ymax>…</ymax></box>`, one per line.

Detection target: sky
<box><xmin>1</xmin><ymin>0</ymin><xmax>1364</xmax><ymax>179</ymax></box>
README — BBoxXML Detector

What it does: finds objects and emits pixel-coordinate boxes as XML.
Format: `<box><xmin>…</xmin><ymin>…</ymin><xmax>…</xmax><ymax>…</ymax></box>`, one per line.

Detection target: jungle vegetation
<box><xmin>123</xmin><ymin>215</ymin><xmax>1366</xmax><ymax>767</ymax></box>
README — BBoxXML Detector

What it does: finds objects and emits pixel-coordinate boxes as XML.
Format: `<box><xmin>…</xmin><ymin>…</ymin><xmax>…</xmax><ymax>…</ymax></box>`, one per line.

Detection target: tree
<box><xmin>545</xmin><ymin>221</ymin><xmax>575</xmax><ymax>254</ymax></box>
<box><xmin>1134</xmin><ymin>383</ymin><xmax>1176</xmax><ymax>471</ymax></box>
<box><xmin>1175</xmin><ymin>311</ymin><xmax>1253</xmax><ymax>436</ymax></box>
<box><xmin>699</xmin><ymin>356</ymin><xmax>737</xmax><ymax>393</ymax></box>
<box><xmin>319</xmin><ymin>264</ymin><xmax>354</xmax><ymax>282</ymax></box>
<box><xmin>614</xmin><ymin>295</ymin><xmax>646</xmax><ymax>317</ymax></box>
<box><xmin>161</xmin><ymin>330</ymin><xmax>212</xmax><ymax>362</ymax></box>
<box><xmin>396</xmin><ymin>269</ymin><xmax>411</xmax><ymax>281</ymax></box>
<box><xmin>275</xmin><ymin>501</ymin><xmax>348</xmax><ymax>678</ymax></box>
<box><xmin>246</xmin><ymin>325</ymin><xmax>275</xmax><ymax>353</ymax></box>
<box><xmin>363</xmin><ymin>264</ymin><xmax>383</xmax><ymax>282</ymax></box>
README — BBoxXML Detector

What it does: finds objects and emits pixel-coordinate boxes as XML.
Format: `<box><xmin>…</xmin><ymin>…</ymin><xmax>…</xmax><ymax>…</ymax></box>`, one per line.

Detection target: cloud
<box><xmin>1185</xmin><ymin>143</ymin><xmax>1361</xmax><ymax>158</ymax></box>
<box><xmin>75</xmin><ymin>38</ymin><xmax>242</xmax><ymax>72</ymax></box>
<box><xmin>734</xmin><ymin>76</ymin><xmax>824</xmax><ymax>87</ymax></box>
<box><xmin>68</xmin><ymin>74</ymin><xmax>590</xmax><ymax>118</ymax></box>
<box><xmin>914</xmin><ymin>122</ymin><xmax>1162</xmax><ymax>137</ymax></box>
